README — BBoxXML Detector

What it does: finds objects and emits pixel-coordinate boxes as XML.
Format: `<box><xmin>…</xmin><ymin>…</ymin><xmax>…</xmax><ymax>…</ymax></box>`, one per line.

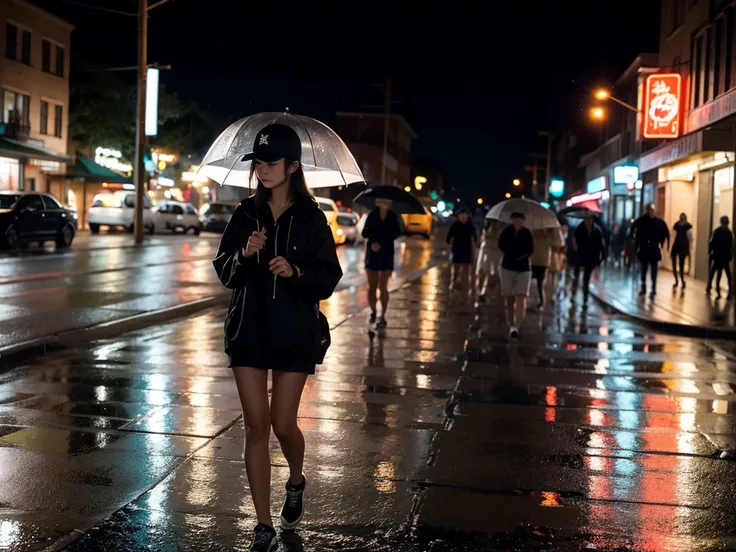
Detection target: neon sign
<box><xmin>643</xmin><ymin>73</ymin><xmax>681</xmax><ymax>139</ymax></box>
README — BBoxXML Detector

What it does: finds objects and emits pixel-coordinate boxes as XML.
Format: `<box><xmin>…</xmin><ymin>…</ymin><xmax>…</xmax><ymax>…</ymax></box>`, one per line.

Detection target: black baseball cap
<box><xmin>510</xmin><ymin>212</ymin><xmax>526</xmax><ymax>220</ymax></box>
<box><xmin>242</xmin><ymin>123</ymin><xmax>302</xmax><ymax>163</ymax></box>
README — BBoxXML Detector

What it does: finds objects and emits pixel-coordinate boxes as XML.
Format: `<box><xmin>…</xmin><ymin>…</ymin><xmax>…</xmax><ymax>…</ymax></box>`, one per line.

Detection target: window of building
<box><xmin>54</xmin><ymin>104</ymin><xmax>63</xmax><ymax>138</ymax></box>
<box><xmin>40</xmin><ymin>100</ymin><xmax>48</xmax><ymax>135</ymax></box>
<box><xmin>41</xmin><ymin>39</ymin><xmax>65</xmax><ymax>77</ymax></box>
<box><xmin>670</xmin><ymin>0</ymin><xmax>684</xmax><ymax>34</ymax></box>
<box><xmin>6</xmin><ymin>23</ymin><xmax>31</xmax><ymax>65</ymax></box>
<box><xmin>705</xmin><ymin>26</ymin><xmax>714</xmax><ymax>102</ymax></box>
<box><xmin>692</xmin><ymin>35</ymin><xmax>703</xmax><ymax>108</ymax></box>
<box><xmin>713</xmin><ymin>18</ymin><xmax>723</xmax><ymax>96</ymax></box>
<box><xmin>1</xmin><ymin>89</ymin><xmax>30</xmax><ymax>129</ymax></box>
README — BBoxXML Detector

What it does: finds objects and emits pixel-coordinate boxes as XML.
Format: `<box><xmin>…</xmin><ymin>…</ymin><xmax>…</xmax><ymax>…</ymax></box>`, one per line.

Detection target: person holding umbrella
<box><xmin>498</xmin><ymin>212</ymin><xmax>534</xmax><ymax>338</ymax></box>
<box><xmin>212</xmin><ymin>123</ymin><xmax>343</xmax><ymax>552</ymax></box>
<box><xmin>362</xmin><ymin>198</ymin><xmax>403</xmax><ymax>328</ymax></box>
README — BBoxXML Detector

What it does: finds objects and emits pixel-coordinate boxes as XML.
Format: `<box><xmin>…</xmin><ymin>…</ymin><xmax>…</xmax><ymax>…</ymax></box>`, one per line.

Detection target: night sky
<box><xmin>33</xmin><ymin>0</ymin><xmax>661</xmax><ymax>203</ymax></box>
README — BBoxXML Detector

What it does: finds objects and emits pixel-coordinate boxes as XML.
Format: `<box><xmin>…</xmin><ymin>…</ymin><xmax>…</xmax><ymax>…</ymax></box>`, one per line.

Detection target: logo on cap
<box><xmin>259</xmin><ymin>134</ymin><xmax>269</xmax><ymax>146</ymax></box>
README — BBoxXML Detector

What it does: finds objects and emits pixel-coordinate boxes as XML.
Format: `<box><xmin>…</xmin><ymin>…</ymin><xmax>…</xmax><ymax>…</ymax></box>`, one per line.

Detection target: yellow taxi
<box><xmin>316</xmin><ymin>197</ymin><xmax>346</xmax><ymax>245</ymax></box>
<box><xmin>401</xmin><ymin>197</ymin><xmax>433</xmax><ymax>239</ymax></box>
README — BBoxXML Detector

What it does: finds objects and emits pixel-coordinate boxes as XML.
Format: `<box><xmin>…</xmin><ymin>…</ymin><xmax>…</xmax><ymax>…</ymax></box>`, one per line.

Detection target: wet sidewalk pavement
<box><xmin>589</xmin><ymin>266</ymin><xmax>736</xmax><ymax>336</ymax></box>
<box><xmin>2</xmin><ymin>264</ymin><xmax>736</xmax><ymax>551</ymax></box>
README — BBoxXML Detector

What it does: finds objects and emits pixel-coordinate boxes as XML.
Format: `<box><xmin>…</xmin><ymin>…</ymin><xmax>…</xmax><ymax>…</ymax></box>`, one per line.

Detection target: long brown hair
<box><xmin>249</xmin><ymin>159</ymin><xmax>314</xmax><ymax>208</ymax></box>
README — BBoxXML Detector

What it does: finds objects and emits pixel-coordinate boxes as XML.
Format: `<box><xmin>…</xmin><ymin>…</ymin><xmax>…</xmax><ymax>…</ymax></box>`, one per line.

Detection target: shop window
<box><xmin>713</xmin><ymin>167</ymin><xmax>734</xmax><ymax>232</ymax></box>
<box><xmin>0</xmin><ymin>157</ymin><xmax>20</xmax><ymax>191</ymax></box>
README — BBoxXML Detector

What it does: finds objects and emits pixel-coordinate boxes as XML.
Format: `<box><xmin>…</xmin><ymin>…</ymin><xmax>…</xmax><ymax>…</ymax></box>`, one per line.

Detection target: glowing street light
<box><xmin>404</xmin><ymin>186</ymin><xmax>411</xmax><ymax>192</ymax></box>
<box><xmin>595</xmin><ymin>89</ymin><xmax>609</xmax><ymax>100</ymax></box>
<box><xmin>592</xmin><ymin>88</ymin><xmax>637</xmax><ymax>112</ymax></box>
<box><xmin>590</xmin><ymin>107</ymin><xmax>605</xmax><ymax>120</ymax></box>
<box><xmin>505</xmin><ymin>192</ymin><xmax>511</xmax><ymax>199</ymax></box>
<box><xmin>512</xmin><ymin>178</ymin><xmax>521</xmax><ymax>187</ymax></box>
<box><xmin>477</xmin><ymin>197</ymin><xmax>483</xmax><ymax>205</ymax></box>
<box><xmin>414</xmin><ymin>175</ymin><xmax>427</xmax><ymax>191</ymax></box>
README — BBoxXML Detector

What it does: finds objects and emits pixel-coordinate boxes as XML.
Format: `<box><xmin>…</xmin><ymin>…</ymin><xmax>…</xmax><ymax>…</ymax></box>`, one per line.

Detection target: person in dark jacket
<box><xmin>362</xmin><ymin>199</ymin><xmax>403</xmax><ymax>328</ymax></box>
<box><xmin>213</xmin><ymin>124</ymin><xmax>342</xmax><ymax>552</ymax></box>
<box><xmin>706</xmin><ymin>216</ymin><xmax>734</xmax><ymax>298</ymax></box>
<box><xmin>631</xmin><ymin>203</ymin><xmax>670</xmax><ymax>296</ymax></box>
<box><xmin>447</xmin><ymin>207</ymin><xmax>478</xmax><ymax>296</ymax></box>
<box><xmin>498</xmin><ymin>212</ymin><xmax>534</xmax><ymax>338</ymax></box>
<box><xmin>572</xmin><ymin>216</ymin><xmax>607</xmax><ymax>305</ymax></box>
<box><xmin>671</xmin><ymin>213</ymin><xmax>692</xmax><ymax>289</ymax></box>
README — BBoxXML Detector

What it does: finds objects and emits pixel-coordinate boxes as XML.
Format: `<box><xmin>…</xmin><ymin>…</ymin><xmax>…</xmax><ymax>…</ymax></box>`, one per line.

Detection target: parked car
<box><xmin>316</xmin><ymin>197</ymin><xmax>345</xmax><ymax>245</ymax></box>
<box><xmin>199</xmin><ymin>202</ymin><xmax>237</xmax><ymax>233</ymax></box>
<box><xmin>336</xmin><ymin>212</ymin><xmax>359</xmax><ymax>244</ymax></box>
<box><xmin>153</xmin><ymin>201</ymin><xmax>202</xmax><ymax>234</ymax></box>
<box><xmin>0</xmin><ymin>192</ymin><xmax>77</xmax><ymax>250</ymax></box>
<box><xmin>88</xmin><ymin>191</ymin><xmax>155</xmax><ymax>234</ymax></box>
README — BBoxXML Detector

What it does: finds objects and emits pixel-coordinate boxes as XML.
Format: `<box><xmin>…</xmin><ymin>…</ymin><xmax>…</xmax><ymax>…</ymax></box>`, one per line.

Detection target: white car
<box><xmin>336</xmin><ymin>212</ymin><xmax>359</xmax><ymax>244</ymax></box>
<box><xmin>88</xmin><ymin>191</ymin><xmax>154</xmax><ymax>234</ymax></box>
<box><xmin>153</xmin><ymin>201</ymin><xmax>202</xmax><ymax>234</ymax></box>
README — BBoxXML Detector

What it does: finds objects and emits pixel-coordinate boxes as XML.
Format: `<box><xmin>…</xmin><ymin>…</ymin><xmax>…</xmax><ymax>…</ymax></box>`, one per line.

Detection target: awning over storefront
<box><xmin>0</xmin><ymin>137</ymin><xmax>71</xmax><ymax>163</ymax></box>
<box><xmin>639</xmin><ymin>129</ymin><xmax>733</xmax><ymax>173</ymax></box>
<box><xmin>63</xmin><ymin>153</ymin><xmax>132</xmax><ymax>184</ymax></box>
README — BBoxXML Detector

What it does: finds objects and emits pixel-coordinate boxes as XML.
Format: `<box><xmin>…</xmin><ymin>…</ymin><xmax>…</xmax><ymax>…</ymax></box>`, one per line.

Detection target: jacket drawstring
<box><xmin>272</xmin><ymin>216</ymin><xmax>294</xmax><ymax>300</ymax></box>
<box><xmin>256</xmin><ymin>215</ymin><xmax>260</xmax><ymax>264</ymax></box>
<box><xmin>272</xmin><ymin>223</ymin><xmax>280</xmax><ymax>299</ymax></box>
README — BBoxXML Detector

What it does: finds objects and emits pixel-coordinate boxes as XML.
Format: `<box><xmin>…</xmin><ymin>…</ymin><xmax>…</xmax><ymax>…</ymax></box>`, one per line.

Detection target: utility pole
<box><xmin>381</xmin><ymin>78</ymin><xmax>391</xmax><ymax>184</ymax></box>
<box><xmin>525</xmin><ymin>153</ymin><xmax>545</xmax><ymax>197</ymax></box>
<box><xmin>538</xmin><ymin>131</ymin><xmax>554</xmax><ymax>203</ymax></box>
<box><xmin>133</xmin><ymin>0</ymin><xmax>148</xmax><ymax>245</ymax></box>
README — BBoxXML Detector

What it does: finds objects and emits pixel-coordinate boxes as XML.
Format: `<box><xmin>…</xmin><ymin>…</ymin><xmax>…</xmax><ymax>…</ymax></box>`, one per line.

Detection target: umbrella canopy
<box><xmin>198</xmin><ymin>112</ymin><xmax>364</xmax><ymax>189</ymax></box>
<box><xmin>486</xmin><ymin>198</ymin><xmax>560</xmax><ymax>230</ymax></box>
<box><xmin>353</xmin><ymin>185</ymin><xmax>426</xmax><ymax>214</ymax></box>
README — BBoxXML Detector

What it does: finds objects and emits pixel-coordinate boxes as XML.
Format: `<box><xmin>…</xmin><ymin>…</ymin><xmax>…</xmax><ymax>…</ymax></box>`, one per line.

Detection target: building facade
<box><xmin>0</xmin><ymin>0</ymin><xmax>72</xmax><ymax>194</ymax></box>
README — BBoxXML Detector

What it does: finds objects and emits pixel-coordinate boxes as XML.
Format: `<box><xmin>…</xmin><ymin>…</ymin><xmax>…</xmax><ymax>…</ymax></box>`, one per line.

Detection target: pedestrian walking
<box><xmin>530</xmin><ymin>228</ymin><xmax>557</xmax><ymax>310</ymax></box>
<box><xmin>572</xmin><ymin>215</ymin><xmax>607</xmax><ymax>305</ymax></box>
<box><xmin>362</xmin><ymin>198</ymin><xmax>403</xmax><ymax>328</ymax></box>
<box><xmin>213</xmin><ymin>124</ymin><xmax>343</xmax><ymax>552</ymax></box>
<box><xmin>631</xmin><ymin>204</ymin><xmax>670</xmax><ymax>296</ymax></box>
<box><xmin>498</xmin><ymin>212</ymin><xmax>534</xmax><ymax>338</ymax></box>
<box><xmin>706</xmin><ymin>216</ymin><xmax>734</xmax><ymax>298</ymax></box>
<box><xmin>671</xmin><ymin>213</ymin><xmax>693</xmax><ymax>289</ymax></box>
<box><xmin>610</xmin><ymin>222</ymin><xmax>626</xmax><ymax>268</ymax></box>
<box><xmin>447</xmin><ymin>207</ymin><xmax>478</xmax><ymax>296</ymax></box>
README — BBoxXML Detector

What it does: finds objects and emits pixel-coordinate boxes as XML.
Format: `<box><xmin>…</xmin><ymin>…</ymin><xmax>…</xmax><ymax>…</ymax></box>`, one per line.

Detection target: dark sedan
<box><xmin>0</xmin><ymin>192</ymin><xmax>77</xmax><ymax>250</ymax></box>
<box><xmin>200</xmin><ymin>202</ymin><xmax>236</xmax><ymax>233</ymax></box>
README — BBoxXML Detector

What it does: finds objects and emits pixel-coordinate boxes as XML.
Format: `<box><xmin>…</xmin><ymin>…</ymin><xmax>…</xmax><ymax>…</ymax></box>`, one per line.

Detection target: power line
<box><xmin>55</xmin><ymin>0</ymin><xmax>137</xmax><ymax>16</ymax></box>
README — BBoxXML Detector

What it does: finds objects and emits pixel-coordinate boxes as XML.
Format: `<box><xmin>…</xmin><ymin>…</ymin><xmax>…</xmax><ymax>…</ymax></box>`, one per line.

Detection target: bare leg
<box><xmin>506</xmin><ymin>296</ymin><xmax>515</xmax><ymax>327</ymax></box>
<box><xmin>379</xmin><ymin>271</ymin><xmax>391</xmax><ymax>317</ymax></box>
<box><xmin>366</xmin><ymin>269</ymin><xmax>378</xmax><ymax>314</ymax></box>
<box><xmin>271</xmin><ymin>370</ymin><xmax>309</xmax><ymax>486</ymax></box>
<box><xmin>232</xmin><ymin>367</ymin><xmax>272</xmax><ymax>527</ymax></box>
<box><xmin>514</xmin><ymin>295</ymin><xmax>528</xmax><ymax>327</ymax></box>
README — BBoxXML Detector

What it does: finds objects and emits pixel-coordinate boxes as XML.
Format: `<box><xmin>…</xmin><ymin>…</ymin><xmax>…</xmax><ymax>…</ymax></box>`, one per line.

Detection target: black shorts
<box><xmin>365</xmin><ymin>251</ymin><xmax>394</xmax><ymax>272</ymax></box>
<box><xmin>531</xmin><ymin>265</ymin><xmax>547</xmax><ymax>281</ymax></box>
<box><xmin>228</xmin><ymin>349</ymin><xmax>315</xmax><ymax>374</ymax></box>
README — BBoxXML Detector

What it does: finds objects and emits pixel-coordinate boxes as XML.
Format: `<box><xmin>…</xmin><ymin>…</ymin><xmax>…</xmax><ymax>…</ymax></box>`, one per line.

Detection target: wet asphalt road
<box><xmin>1</xmin><ymin>240</ymin><xmax>736</xmax><ymax>551</ymax></box>
<box><xmin>0</xmin><ymin>231</ymin><xmax>436</xmax><ymax>354</ymax></box>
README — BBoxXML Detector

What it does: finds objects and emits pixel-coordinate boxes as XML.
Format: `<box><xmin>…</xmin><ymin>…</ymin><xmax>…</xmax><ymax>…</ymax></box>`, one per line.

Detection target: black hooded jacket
<box><xmin>213</xmin><ymin>195</ymin><xmax>342</xmax><ymax>363</ymax></box>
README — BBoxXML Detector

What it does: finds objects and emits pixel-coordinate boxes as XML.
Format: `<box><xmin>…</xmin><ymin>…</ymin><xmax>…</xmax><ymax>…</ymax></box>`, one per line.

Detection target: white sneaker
<box><xmin>509</xmin><ymin>327</ymin><xmax>519</xmax><ymax>339</ymax></box>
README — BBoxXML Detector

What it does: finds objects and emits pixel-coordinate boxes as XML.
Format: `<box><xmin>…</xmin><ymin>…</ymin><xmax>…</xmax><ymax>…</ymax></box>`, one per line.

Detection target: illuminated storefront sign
<box><xmin>658</xmin><ymin>162</ymin><xmax>697</xmax><ymax>182</ymax></box>
<box><xmin>95</xmin><ymin>147</ymin><xmax>133</xmax><ymax>174</ymax></box>
<box><xmin>549</xmin><ymin>178</ymin><xmax>564</xmax><ymax>198</ymax></box>
<box><xmin>587</xmin><ymin>176</ymin><xmax>607</xmax><ymax>193</ymax></box>
<box><xmin>145</xmin><ymin>67</ymin><xmax>159</xmax><ymax>137</ymax></box>
<box><xmin>613</xmin><ymin>165</ymin><xmax>639</xmax><ymax>185</ymax></box>
<box><xmin>643</xmin><ymin>73</ymin><xmax>682</xmax><ymax>139</ymax></box>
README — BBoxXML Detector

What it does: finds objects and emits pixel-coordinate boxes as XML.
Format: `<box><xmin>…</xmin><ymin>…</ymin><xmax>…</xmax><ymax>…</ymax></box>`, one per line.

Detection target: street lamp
<box><xmin>414</xmin><ymin>175</ymin><xmax>426</xmax><ymax>191</ymax></box>
<box><xmin>590</xmin><ymin>107</ymin><xmax>605</xmax><ymax>120</ymax></box>
<box><xmin>512</xmin><ymin>178</ymin><xmax>521</xmax><ymax>187</ymax></box>
<box><xmin>404</xmin><ymin>185</ymin><xmax>411</xmax><ymax>192</ymax></box>
<box><xmin>505</xmin><ymin>192</ymin><xmax>511</xmax><ymax>199</ymax></box>
<box><xmin>593</xmin><ymin>88</ymin><xmax>637</xmax><ymax>113</ymax></box>
<box><xmin>477</xmin><ymin>197</ymin><xmax>483</xmax><ymax>205</ymax></box>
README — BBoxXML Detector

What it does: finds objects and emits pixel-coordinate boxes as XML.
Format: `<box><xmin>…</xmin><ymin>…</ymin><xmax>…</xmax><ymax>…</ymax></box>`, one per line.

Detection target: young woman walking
<box><xmin>213</xmin><ymin>123</ymin><xmax>342</xmax><ymax>551</ymax></box>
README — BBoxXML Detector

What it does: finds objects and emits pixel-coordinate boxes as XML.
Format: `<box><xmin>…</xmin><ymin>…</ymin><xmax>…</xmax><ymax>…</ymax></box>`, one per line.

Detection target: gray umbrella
<box><xmin>198</xmin><ymin>112</ymin><xmax>364</xmax><ymax>189</ymax></box>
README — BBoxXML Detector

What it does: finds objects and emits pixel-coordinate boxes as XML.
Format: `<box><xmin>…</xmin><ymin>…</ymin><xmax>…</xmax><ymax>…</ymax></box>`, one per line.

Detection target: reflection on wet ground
<box><xmin>0</xmin><ymin>256</ymin><xmax>735</xmax><ymax>550</ymax></box>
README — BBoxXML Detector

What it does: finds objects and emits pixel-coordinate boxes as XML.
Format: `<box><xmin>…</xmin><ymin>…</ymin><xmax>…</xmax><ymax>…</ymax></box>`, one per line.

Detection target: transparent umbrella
<box><xmin>485</xmin><ymin>198</ymin><xmax>560</xmax><ymax>230</ymax></box>
<box><xmin>198</xmin><ymin>112</ymin><xmax>364</xmax><ymax>189</ymax></box>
